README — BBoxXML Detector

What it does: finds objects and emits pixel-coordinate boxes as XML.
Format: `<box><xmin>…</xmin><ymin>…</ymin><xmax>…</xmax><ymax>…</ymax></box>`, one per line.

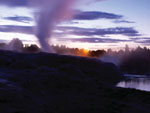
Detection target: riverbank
<box><xmin>0</xmin><ymin>50</ymin><xmax>150</xmax><ymax>113</ymax></box>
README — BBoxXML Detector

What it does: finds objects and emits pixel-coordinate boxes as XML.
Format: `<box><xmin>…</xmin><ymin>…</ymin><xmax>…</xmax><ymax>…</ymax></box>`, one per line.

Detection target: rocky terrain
<box><xmin>0</xmin><ymin>50</ymin><xmax>150</xmax><ymax>113</ymax></box>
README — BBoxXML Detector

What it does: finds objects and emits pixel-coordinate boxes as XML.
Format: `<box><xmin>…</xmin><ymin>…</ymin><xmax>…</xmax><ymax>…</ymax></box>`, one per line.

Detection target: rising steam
<box><xmin>0</xmin><ymin>0</ymin><xmax>75</xmax><ymax>52</ymax></box>
<box><xmin>0</xmin><ymin>0</ymin><xmax>104</xmax><ymax>53</ymax></box>
<box><xmin>34</xmin><ymin>0</ymin><xmax>104</xmax><ymax>52</ymax></box>
<box><xmin>32</xmin><ymin>0</ymin><xmax>75</xmax><ymax>52</ymax></box>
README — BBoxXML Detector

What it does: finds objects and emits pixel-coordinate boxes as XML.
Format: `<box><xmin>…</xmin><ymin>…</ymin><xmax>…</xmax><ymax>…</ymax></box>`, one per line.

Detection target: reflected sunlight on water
<box><xmin>117</xmin><ymin>74</ymin><xmax>150</xmax><ymax>92</ymax></box>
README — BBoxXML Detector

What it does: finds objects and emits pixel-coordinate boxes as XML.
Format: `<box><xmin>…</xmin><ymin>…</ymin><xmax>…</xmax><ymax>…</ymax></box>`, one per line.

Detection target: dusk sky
<box><xmin>0</xmin><ymin>0</ymin><xmax>149</xmax><ymax>50</ymax></box>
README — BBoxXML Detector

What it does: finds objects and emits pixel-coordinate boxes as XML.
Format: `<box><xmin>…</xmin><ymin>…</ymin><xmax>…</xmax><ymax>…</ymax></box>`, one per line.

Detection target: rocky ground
<box><xmin>0</xmin><ymin>50</ymin><xmax>150</xmax><ymax>113</ymax></box>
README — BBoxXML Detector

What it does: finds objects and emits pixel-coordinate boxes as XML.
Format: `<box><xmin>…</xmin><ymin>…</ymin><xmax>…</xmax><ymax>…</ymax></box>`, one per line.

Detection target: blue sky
<box><xmin>0</xmin><ymin>0</ymin><xmax>149</xmax><ymax>50</ymax></box>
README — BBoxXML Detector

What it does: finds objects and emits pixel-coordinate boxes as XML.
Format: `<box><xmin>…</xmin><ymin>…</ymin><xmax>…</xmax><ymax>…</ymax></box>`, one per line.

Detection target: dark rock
<box><xmin>0</xmin><ymin>50</ymin><xmax>150</xmax><ymax>113</ymax></box>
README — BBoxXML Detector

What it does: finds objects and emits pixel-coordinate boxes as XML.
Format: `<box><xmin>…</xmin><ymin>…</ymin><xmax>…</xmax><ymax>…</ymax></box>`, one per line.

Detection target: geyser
<box><xmin>0</xmin><ymin>0</ymin><xmax>104</xmax><ymax>53</ymax></box>
<box><xmin>0</xmin><ymin>0</ymin><xmax>75</xmax><ymax>53</ymax></box>
<box><xmin>33</xmin><ymin>0</ymin><xmax>75</xmax><ymax>52</ymax></box>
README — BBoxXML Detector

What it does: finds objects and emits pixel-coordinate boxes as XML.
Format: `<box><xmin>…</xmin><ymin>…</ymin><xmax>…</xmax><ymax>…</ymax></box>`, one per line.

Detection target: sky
<box><xmin>0</xmin><ymin>0</ymin><xmax>149</xmax><ymax>50</ymax></box>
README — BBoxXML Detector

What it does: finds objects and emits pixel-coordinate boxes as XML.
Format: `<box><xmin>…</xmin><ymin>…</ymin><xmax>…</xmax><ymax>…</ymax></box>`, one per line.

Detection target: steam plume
<box><xmin>0</xmin><ymin>0</ymin><xmax>75</xmax><ymax>52</ymax></box>
<box><xmin>33</xmin><ymin>0</ymin><xmax>105</xmax><ymax>52</ymax></box>
<box><xmin>0</xmin><ymin>0</ymin><xmax>104</xmax><ymax>53</ymax></box>
<box><xmin>33</xmin><ymin>0</ymin><xmax>75</xmax><ymax>52</ymax></box>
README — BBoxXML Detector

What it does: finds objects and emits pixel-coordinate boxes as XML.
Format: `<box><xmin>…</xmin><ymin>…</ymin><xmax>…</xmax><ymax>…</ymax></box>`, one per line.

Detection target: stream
<box><xmin>117</xmin><ymin>74</ymin><xmax>150</xmax><ymax>92</ymax></box>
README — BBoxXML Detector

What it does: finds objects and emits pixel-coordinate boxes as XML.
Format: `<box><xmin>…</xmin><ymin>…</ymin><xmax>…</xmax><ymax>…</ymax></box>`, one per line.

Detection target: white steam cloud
<box><xmin>0</xmin><ymin>0</ymin><xmax>75</xmax><ymax>52</ymax></box>
<box><xmin>32</xmin><ymin>0</ymin><xmax>75</xmax><ymax>52</ymax></box>
<box><xmin>0</xmin><ymin>0</ymin><xmax>105</xmax><ymax>53</ymax></box>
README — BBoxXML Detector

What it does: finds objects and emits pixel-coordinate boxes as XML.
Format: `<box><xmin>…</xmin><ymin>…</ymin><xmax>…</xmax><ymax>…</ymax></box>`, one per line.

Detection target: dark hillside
<box><xmin>0</xmin><ymin>50</ymin><xmax>150</xmax><ymax>113</ymax></box>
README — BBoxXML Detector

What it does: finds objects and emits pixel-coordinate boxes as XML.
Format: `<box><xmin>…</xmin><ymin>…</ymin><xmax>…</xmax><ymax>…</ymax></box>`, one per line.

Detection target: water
<box><xmin>117</xmin><ymin>74</ymin><xmax>150</xmax><ymax>92</ymax></box>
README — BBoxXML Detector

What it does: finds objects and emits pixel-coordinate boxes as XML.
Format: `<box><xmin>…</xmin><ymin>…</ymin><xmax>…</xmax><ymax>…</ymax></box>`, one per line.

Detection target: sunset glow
<box><xmin>0</xmin><ymin>0</ymin><xmax>149</xmax><ymax>50</ymax></box>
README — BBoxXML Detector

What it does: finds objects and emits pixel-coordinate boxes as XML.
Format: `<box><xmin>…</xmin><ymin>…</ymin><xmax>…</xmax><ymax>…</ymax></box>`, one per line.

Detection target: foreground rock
<box><xmin>0</xmin><ymin>50</ymin><xmax>150</xmax><ymax>113</ymax></box>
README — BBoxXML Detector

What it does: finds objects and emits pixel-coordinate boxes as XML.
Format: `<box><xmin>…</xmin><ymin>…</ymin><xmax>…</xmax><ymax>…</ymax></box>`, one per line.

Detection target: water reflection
<box><xmin>117</xmin><ymin>75</ymin><xmax>150</xmax><ymax>92</ymax></box>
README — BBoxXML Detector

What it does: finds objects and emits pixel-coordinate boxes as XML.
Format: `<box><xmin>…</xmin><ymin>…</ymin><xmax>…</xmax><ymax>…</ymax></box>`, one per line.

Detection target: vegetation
<box><xmin>119</xmin><ymin>46</ymin><xmax>150</xmax><ymax>75</ymax></box>
<box><xmin>0</xmin><ymin>38</ymin><xmax>106</xmax><ymax>57</ymax></box>
<box><xmin>0</xmin><ymin>38</ymin><xmax>150</xmax><ymax>75</ymax></box>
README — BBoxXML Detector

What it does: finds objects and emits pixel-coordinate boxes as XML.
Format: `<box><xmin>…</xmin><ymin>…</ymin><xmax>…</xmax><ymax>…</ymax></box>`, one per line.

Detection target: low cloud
<box><xmin>73</xmin><ymin>11</ymin><xmax>122</xmax><ymax>20</ymax></box>
<box><xmin>113</xmin><ymin>20</ymin><xmax>135</xmax><ymax>24</ymax></box>
<box><xmin>58</xmin><ymin>26</ymin><xmax>140</xmax><ymax>37</ymax></box>
<box><xmin>0</xmin><ymin>0</ymin><xmax>28</xmax><ymax>7</ymax></box>
<box><xmin>0</xmin><ymin>0</ymin><xmax>105</xmax><ymax>7</ymax></box>
<box><xmin>130</xmin><ymin>37</ymin><xmax>150</xmax><ymax>45</ymax></box>
<box><xmin>57</xmin><ymin>37</ymin><xmax>131</xmax><ymax>43</ymax></box>
<box><xmin>130</xmin><ymin>37</ymin><xmax>150</xmax><ymax>40</ymax></box>
<box><xmin>3</xmin><ymin>16</ymin><xmax>33</xmax><ymax>23</ymax></box>
<box><xmin>0</xmin><ymin>25</ymin><xmax>33</xmax><ymax>34</ymax></box>
<box><xmin>0</xmin><ymin>25</ymin><xmax>144</xmax><ymax>45</ymax></box>
<box><xmin>136</xmin><ymin>40</ymin><xmax>150</xmax><ymax>46</ymax></box>
<box><xmin>0</xmin><ymin>25</ymin><xmax>140</xmax><ymax>37</ymax></box>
